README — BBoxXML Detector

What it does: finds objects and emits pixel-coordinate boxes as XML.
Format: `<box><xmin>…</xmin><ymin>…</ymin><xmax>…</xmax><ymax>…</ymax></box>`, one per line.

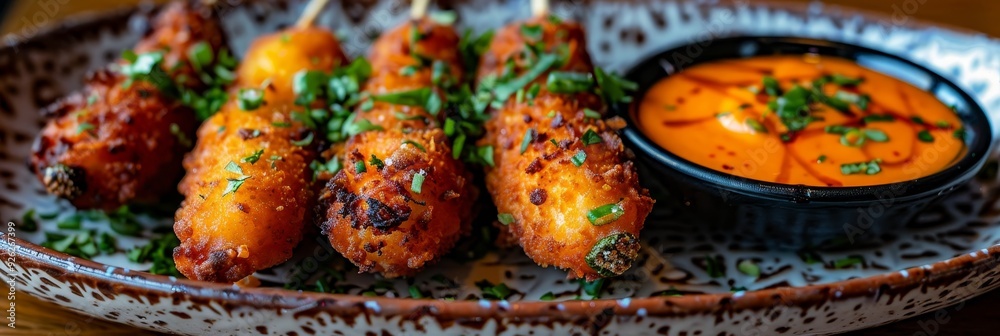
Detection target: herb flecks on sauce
<box><xmin>637</xmin><ymin>55</ymin><xmax>966</xmax><ymax>187</ymax></box>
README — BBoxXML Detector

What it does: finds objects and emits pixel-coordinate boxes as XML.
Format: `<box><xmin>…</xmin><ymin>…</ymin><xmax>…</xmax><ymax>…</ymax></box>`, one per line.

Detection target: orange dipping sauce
<box><xmin>635</xmin><ymin>55</ymin><xmax>967</xmax><ymax>187</ymax></box>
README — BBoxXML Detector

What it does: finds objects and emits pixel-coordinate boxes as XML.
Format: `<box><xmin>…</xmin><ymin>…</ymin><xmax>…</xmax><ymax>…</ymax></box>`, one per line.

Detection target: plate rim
<box><xmin>4</xmin><ymin>0</ymin><xmax>1000</xmax><ymax>326</ymax></box>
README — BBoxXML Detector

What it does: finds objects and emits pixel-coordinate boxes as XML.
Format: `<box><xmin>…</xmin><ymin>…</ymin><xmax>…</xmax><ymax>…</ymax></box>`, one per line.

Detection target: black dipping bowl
<box><xmin>618</xmin><ymin>37</ymin><xmax>995</xmax><ymax>248</ymax></box>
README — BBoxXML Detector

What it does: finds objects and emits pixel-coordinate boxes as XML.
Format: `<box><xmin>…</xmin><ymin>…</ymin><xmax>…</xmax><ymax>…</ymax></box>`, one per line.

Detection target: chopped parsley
<box><xmin>291</xmin><ymin>132</ymin><xmax>314</xmax><ymax>146</ymax></box>
<box><xmin>222</xmin><ymin>161</ymin><xmax>251</xmax><ymax>196</ymax></box>
<box><xmin>833</xmin><ymin>256</ymin><xmax>865</xmax><ymax>269</ymax></box>
<box><xmin>126</xmin><ymin>233</ymin><xmax>182</xmax><ymax>276</ymax></box>
<box><xmin>705</xmin><ymin>255</ymin><xmax>724</xmax><ymax>278</ymax></box>
<box><xmin>19</xmin><ymin>209</ymin><xmax>39</xmax><ymax>232</ymax></box>
<box><xmin>475</xmin><ymin>280</ymin><xmax>512</xmax><ymax>300</ymax></box>
<box><xmin>242</xmin><ymin>149</ymin><xmax>264</xmax><ymax>164</ymax></box>
<box><xmin>745</xmin><ymin>118</ymin><xmax>768</xmax><ymax>133</ymax></box>
<box><xmin>862</xmin><ymin>114</ymin><xmax>895</xmax><ymax>123</ymax></box>
<box><xmin>237</xmin><ymin>88</ymin><xmax>264</xmax><ymax>111</ymax></box>
<box><xmin>594</xmin><ymin>67</ymin><xmax>638</xmax><ymax>105</ymax></box>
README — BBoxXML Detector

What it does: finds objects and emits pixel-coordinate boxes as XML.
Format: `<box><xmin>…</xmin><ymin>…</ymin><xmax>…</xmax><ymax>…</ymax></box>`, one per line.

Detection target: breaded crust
<box><xmin>173</xmin><ymin>27</ymin><xmax>348</xmax><ymax>283</ymax></box>
<box><xmin>317</xmin><ymin>19</ymin><xmax>478</xmax><ymax>278</ymax></box>
<box><xmin>477</xmin><ymin>18</ymin><xmax>654</xmax><ymax>280</ymax></box>
<box><xmin>29</xmin><ymin>1</ymin><xmax>226</xmax><ymax>211</ymax></box>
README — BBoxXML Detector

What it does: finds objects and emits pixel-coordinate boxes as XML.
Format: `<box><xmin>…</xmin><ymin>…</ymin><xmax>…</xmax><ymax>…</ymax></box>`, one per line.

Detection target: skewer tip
<box><xmin>295</xmin><ymin>0</ymin><xmax>332</xmax><ymax>29</ymax></box>
<box><xmin>411</xmin><ymin>0</ymin><xmax>431</xmax><ymax>20</ymax></box>
<box><xmin>531</xmin><ymin>0</ymin><xmax>549</xmax><ymax>17</ymax></box>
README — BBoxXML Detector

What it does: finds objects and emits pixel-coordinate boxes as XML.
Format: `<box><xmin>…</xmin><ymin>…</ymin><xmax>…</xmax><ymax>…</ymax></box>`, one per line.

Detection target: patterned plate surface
<box><xmin>1</xmin><ymin>0</ymin><xmax>999</xmax><ymax>335</ymax></box>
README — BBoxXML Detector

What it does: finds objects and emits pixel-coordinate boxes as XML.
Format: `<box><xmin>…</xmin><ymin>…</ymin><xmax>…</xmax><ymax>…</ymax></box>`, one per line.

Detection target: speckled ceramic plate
<box><xmin>2</xmin><ymin>0</ymin><xmax>1000</xmax><ymax>335</ymax></box>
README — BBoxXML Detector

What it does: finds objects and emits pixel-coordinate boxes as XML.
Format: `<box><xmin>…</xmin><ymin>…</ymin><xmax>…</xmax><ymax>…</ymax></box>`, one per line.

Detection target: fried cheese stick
<box><xmin>476</xmin><ymin>17</ymin><xmax>654</xmax><ymax>280</ymax></box>
<box><xmin>317</xmin><ymin>18</ymin><xmax>478</xmax><ymax>278</ymax></box>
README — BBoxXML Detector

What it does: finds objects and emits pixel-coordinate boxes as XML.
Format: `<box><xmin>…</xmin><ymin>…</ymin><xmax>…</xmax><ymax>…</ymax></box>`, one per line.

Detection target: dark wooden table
<box><xmin>3</xmin><ymin>0</ymin><xmax>998</xmax><ymax>335</ymax></box>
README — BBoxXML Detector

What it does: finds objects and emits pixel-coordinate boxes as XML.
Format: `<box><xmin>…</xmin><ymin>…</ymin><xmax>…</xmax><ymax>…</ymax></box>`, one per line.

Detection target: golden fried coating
<box><xmin>174</xmin><ymin>27</ymin><xmax>348</xmax><ymax>283</ymax></box>
<box><xmin>237</xmin><ymin>26</ymin><xmax>348</xmax><ymax>99</ymax></box>
<box><xmin>317</xmin><ymin>19</ymin><xmax>478</xmax><ymax>278</ymax></box>
<box><xmin>319</xmin><ymin>130</ymin><xmax>476</xmax><ymax>277</ymax></box>
<box><xmin>133</xmin><ymin>1</ymin><xmax>227</xmax><ymax>91</ymax></box>
<box><xmin>174</xmin><ymin>102</ymin><xmax>316</xmax><ymax>283</ymax></box>
<box><xmin>30</xmin><ymin>1</ymin><xmax>225</xmax><ymax>211</ymax></box>
<box><xmin>477</xmin><ymin>18</ymin><xmax>654</xmax><ymax>280</ymax></box>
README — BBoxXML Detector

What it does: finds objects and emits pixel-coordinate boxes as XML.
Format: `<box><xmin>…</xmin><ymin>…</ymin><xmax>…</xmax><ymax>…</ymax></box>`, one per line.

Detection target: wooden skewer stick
<box><xmin>411</xmin><ymin>0</ymin><xmax>431</xmax><ymax>19</ymax></box>
<box><xmin>531</xmin><ymin>0</ymin><xmax>549</xmax><ymax>17</ymax></box>
<box><xmin>296</xmin><ymin>0</ymin><xmax>332</xmax><ymax>29</ymax></box>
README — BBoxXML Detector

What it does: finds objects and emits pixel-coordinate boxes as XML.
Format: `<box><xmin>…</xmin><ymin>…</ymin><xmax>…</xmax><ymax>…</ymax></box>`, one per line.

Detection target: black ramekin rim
<box><xmin>616</xmin><ymin>36</ymin><xmax>996</xmax><ymax>204</ymax></box>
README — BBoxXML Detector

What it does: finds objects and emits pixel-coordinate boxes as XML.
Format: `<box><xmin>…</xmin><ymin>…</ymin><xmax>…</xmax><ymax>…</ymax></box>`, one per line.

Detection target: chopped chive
<box><xmin>291</xmin><ymin>132</ymin><xmax>314</xmax><ymax>146</ymax></box>
<box><xmin>910</xmin><ymin>116</ymin><xmax>926</xmax><ymax>125</ymax></box>
<box><xmin>360</xmin><ymin>99</ymin><xmax>374</xmax><ymax>111</ymax></box>
<box><xmin>745</xmin><ymin>118</ymin><xmax>768</xmax><ymax>133</ymax></box>
<box><xmin>953</xmin><ymin>127</ymin><xmax>967</xmax><ymax>140</ymax></box>
<box><xmin>586</xmin><ymin>203</ymin><xmax>625</xmax><ymax>226</ymax></box>
<box><xmin>762</xmin><ymin>76</ymin><xmax>782</xmax><ymax>96</ymax></box>
<box><xmin>840</xmin><ymin>159</ymin><xmax>882</xmax><ymax>176</ymax></box>
<box><xmin>520</xmin><ymin>128</ymin><xmax>535</xmax><ymax>154</ymax></box>
<box><xmin>540</xmin><ymin>292</ymin><xmax>555</xmax><ymax>300</ymax></box>
<box><xmin>705</xmin><ymin>255</ymin><xmax>724</xmax><ymax>278</ymax></box>
<box><xmin>237</xmin><ymin>88</ymin><xmax>264</xmax><ymax>111</ymax></box>
<box><xmin>408</xmin><ymin>285</ymin><xmax>424</xmax><ymax>299</ymax></box>
<box><xmin>519</xmin><ymin>24</ymin><xmax>543</xmax><ymax>40</ymax></box>
<box><xmin>817</xmin><ymin>155</ymin><xmax>827</xmax><ymax>163</ymax></box>
<box><xmin>402</xmin><ymin>140</ymin><xmax>426</xmax><ymax>152</ymax></box>
<box><xmin>862</xmin><ymin>114</ymin><xmax>895</xmax><ymax>123</ymax></box>
<box><xmin>77</xmin><ymin>122</ymin><xmax>95</xmax><ymax>135</ymax></box>
<box><xmin>863</xmin><ymin>129</ymin><xmax>889</xmax><ymax>142</ymax></box>
<box><xmin>737</xmin><ymin>259</ymin><xmax>760</xmax><ymax>278</ymax></box>
<box><xmin>271</xmin><ymin>121</ymin><xmax>291</xmax><ymax>128</ymax></box>
<box><xmin>583</xmin><ymin>108</ymin><xmax>601</xmax><ymax>120</ymax></box>
<box><xmin>400</xmin><ymin>65</ymin><xmax>419</xmax><ymax>76</ymax></box>
<box><xmin>354</xmin><ymin>161</ymin><xmax>367</xmax><ymax>174</ymax></box>
<box><xmin>834</xmin><ymin>256</ymin><xmax>864</xmax><ymax>269</ymax></box>
<box><xmin>917</xmin><ymin>130</ymin><xmax>934</xmax><ymax>143</ymax></box>
<box><xmin>411</xmin><ymin>172</ymin><xmax>426</xmax><ymax>194</ymax></box>
<box><xmin>570</xmin><ymin>150</ymin><xmax>587</xmax><ymax>167</ymax></box>
<box><xmin>497</xmin><ymin>213</ymin><xmax>515</xmax><ymax>225</ymax></box>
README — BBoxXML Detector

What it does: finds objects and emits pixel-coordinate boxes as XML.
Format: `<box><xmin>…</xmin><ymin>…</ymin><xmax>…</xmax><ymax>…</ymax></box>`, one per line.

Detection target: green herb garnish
<box><xmin>587</xmin><ymin>203</ymin><xmax>625</xmax><ymax>226</ymax></box>
<box><xmin>411</xmin><ymin>172</ymin><xmax>426</xmax><ymax>194</ymax></box>
<box><xmin>840</xmin><ymin>159</ymin><xmax>882</xmax><ymax>175</ymax></box>
<box><xmin>497</xmin><ymin>213</ymin><xmax>515</xmax><ymax>225</ymax></box>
